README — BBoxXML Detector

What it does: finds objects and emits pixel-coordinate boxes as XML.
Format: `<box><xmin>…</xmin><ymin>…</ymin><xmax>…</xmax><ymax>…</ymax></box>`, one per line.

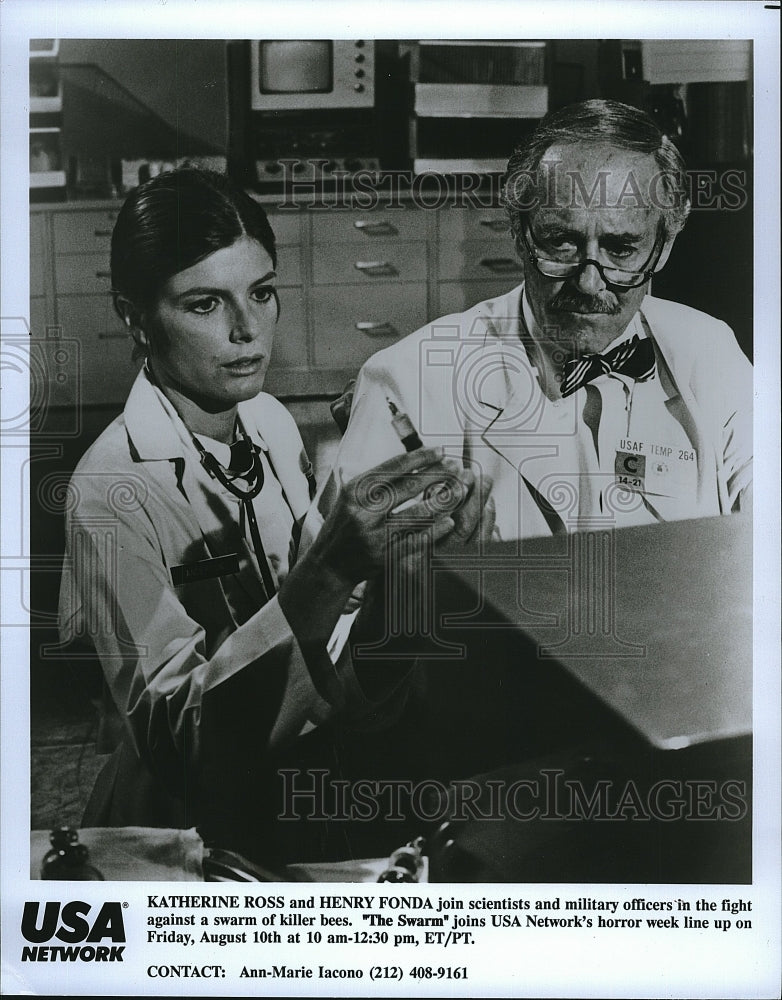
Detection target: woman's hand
<box><xmin>435</xmin><ymin>465</ymin><xmax>496</xmax><ymax>553</ymax></box>
<box><xmin>278</xmin><ymin>447</ymin><xmax>483</xmax><ymax>651</ymax></box>
<box><xmin>309</xmin><ymin>446</ymin><xmax>470</xmax><ymax>586</ymax></box>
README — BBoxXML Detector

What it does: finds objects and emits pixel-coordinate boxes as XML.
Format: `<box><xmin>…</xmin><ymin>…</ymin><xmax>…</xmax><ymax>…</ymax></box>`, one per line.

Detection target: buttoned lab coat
<box><xmin>58</xmin><ymin>371</ymin><xmax>404</xmax><ymax>840</ymax></box>
<box><xmin>325</xmin><ymin>287</ymin><xmax>752</xmax><ymax>539</ymax></box>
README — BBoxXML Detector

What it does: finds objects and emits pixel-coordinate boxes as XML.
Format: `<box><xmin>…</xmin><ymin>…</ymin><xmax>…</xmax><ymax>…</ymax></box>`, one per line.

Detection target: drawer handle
<box><xmin>479</xmin><ymin>218</ymin><xmax>508</xmax><ymax>233</ymax></box>
<box><xmin>353</xmin><ymin>260</ymin><xmax>398</xmax><ymax>277</ymax></box>
<box><xmin>353</xmin><ymin>220</ymin><xmax>398</xmax><ymax>236</ymax></box>
<box><xmin>93</xmin><ymin>230</ymin><xmax>113</xmax><ymax>237</ymax></box>
<box><xmin>97</xmin><ymin>332</ymin><xmax>130</xmax><ymax>340</ymax></box>
<box><xmin>355</xmin><ymin>321</ymin><xmax>398</xmax><ymax>337</ymax></box>
<box><xmin>95</xmin><ymin>271</ymin><xmax>112</xmax><ymax>279</ymax></box>
<box><xmin>479</xmin><ymin>256</ymin><xmax>521</xmax><ymax>274</ymax></box>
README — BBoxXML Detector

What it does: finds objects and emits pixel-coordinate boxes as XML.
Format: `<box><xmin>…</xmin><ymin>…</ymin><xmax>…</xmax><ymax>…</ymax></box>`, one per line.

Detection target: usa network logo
<box><xmin>20</xmin><ymin>901</ymin><xmax>126</xmax><ymax>962</ymax></box>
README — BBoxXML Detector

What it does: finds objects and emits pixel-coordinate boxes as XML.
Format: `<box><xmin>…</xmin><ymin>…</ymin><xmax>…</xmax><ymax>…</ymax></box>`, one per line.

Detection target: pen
<box><xmin>388</xmin><ymin>399</ymin><xmax>423</xmax><ymax>452</ymax></box>
<box><xmin>388</xmin><ymin>398</ymin><xmax>455</xmax><ymax>510</ymax></box>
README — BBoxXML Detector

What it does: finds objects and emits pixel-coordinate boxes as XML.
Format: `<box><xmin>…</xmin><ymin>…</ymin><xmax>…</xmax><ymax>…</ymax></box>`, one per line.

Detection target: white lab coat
<box><xmin>58</xmin><ymin>370</ymin><xmax>397</xmax><ymax>837</ymax></box>
<box><xmin>324</xmin><ymin>287</ymin><xmax>752</xmax><ymax>539</ymax></box>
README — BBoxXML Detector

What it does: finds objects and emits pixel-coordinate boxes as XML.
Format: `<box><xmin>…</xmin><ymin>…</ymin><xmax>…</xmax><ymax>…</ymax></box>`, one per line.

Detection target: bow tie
<box><xmin>559</xmin><ymin>334</ymin><xmax>656</xmax><ymax>398</ymax></box>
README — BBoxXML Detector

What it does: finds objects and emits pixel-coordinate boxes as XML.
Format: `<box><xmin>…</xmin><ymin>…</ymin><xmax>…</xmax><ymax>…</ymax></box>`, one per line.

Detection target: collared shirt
<box><xmin>517</xmin><ymin>290</ymin><xmax>703</xmax><ymax>531</ymax></box>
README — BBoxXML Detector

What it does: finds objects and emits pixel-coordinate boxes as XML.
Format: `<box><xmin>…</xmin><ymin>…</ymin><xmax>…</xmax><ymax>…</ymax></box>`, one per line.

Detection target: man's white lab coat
<box><xmin>326</xmin><ymin>287</ymin><xmax>752</xmax><ymax>540</ymax></box>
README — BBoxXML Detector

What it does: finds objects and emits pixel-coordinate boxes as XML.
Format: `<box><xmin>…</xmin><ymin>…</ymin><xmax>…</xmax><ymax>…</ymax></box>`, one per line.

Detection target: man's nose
<box><xmin>573</xmin><ymin>259</ymin><xmax>607</xmax><ymax>296</ymax></box>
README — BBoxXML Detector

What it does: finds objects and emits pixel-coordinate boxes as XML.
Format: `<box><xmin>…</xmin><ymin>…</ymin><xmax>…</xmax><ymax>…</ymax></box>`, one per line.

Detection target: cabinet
<box><xmin>437</xmin><ymin>204</ymin><xmax>522</xmax><ymax>314</ymax></box>
<box><xmin>30</xmin><ymin>199</ymin><xmax>527</xmax><ymax>404</ymax></box>
<box><xmin>264</xmin><ymin>212</ymin><xmax>307</xmax><ymax>387</ymax></box>
<box><xmin>308</xmin><ymin>205</ymin><xmax>429</xmax><ymax>379</ymax></box>
<box><xmin>46</xmin><ymin>207</ymin><xmax>138</xmax><ymax>406</ymax></box>
<box><xmin>30</xmin><ymin>213</ymin><xmax>49</xmax><ymax>344</ymax></box>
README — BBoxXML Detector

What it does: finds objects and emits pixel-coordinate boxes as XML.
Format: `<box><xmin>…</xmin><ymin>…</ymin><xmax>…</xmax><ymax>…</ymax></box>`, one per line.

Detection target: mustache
<box><xmin>549</xmin><ymin>291</ymin><xmax>621</xmax><ymax>315</ymax></box>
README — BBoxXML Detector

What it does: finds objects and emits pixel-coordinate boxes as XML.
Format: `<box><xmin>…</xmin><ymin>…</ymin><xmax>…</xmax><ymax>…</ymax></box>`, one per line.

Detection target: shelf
<box><xmin>414</xmin><ymin>84</ymin><xmax>549</xmax><ymax>118</ymax></box>
<box><xmin>30</xmin><ymin>93</ymin><xmax>63</xmax><ymax>115</ymax></box>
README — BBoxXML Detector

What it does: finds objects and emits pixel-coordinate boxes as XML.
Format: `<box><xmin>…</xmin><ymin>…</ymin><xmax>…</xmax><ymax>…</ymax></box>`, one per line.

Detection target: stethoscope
<box><xmin>190</xmin><ymin>426</ymin><xmax>279</xmax><ymax>602</ymax></box>
<box><xmin>144</xmin><ymin>361</ymin><xmax>279</xmax><ymax>602</ymax></box>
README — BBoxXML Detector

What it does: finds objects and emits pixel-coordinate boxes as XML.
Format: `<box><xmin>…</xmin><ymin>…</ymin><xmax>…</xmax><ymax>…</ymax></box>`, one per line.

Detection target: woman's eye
<box><xmin>188</xmin><ymin>297</ymin><xmax>220</xmax><ymax>314</ymax></box>
<box><xmin>252</xmin><ymin>285</ymin><xmax>276</xmax><ymax>305</ymax></box>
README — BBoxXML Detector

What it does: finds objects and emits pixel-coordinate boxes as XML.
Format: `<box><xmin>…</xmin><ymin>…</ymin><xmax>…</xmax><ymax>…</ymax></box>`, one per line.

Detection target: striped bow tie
<box><xmin>560</xmin><ymin>334</ymin><xmax>656</xmax><ymax>398</ymax></box>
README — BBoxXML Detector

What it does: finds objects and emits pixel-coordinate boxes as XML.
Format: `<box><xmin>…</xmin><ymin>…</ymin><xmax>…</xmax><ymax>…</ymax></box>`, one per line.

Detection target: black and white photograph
<box><xmin>1</xmin><ymin>2</ymin><xmax>780</xmax><ymax>997</ymax></box>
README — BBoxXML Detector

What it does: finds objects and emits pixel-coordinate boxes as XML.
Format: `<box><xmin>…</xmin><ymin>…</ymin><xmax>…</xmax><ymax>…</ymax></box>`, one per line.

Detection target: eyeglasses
<box><xmin>519</xmin><ymin>221</ymin><xmax>665</xmax><ymax>289</ymax></box>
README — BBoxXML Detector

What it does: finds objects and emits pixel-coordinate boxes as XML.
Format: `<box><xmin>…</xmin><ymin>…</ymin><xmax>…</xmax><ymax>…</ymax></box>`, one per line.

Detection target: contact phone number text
<box><xmin>371</xmin><ymin>965</ymin><xmax>467</xmax><ymax>980</ymax></box>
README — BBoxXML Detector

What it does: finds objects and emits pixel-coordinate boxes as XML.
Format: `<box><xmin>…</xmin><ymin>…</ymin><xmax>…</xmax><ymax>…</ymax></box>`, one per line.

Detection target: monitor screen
<box><xmin>259</xmin><ymin>41</ymin><xmax>333</xmax><ymax>94</ymax></box>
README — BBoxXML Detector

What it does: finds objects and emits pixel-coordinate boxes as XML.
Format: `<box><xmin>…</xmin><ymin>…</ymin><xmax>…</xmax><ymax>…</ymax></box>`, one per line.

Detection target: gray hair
<box><xmin>501</xmin><ymin>99</ymin><xmax>691</xmax><ymax>244</ymax></box>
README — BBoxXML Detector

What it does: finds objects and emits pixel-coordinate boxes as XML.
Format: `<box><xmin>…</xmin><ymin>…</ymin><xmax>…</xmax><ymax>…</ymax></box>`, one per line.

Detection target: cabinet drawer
<box><xmin>438</xmin><ymin>280</ymin><xmax>521</xmax><ymax>317</ymax></box>
<box><xmin>30</xmin><ymin>214</ymin><xmax>46</xmax><ymax>297</ymax></box>
<box><xmin>310</xmin><ymin>283</ymin><xmax>427</xmax><ymax>370</ymax></box>
<box><xmin>54</xmin><ymin>245</ymin><xmax>301</xmax><ymax>294</ymax></box>
<box><xmin>53</xmin><ymin>210</ymin><xmax>119</xmax><ymax>254</ymax></box>
<box><xmin>56</xmin><ymin>255</ymin><xmax>112</xmax><ymax>295</ymax></box>
<box><xmin>313</xmin><ymin>241</ymin><xmax>427</xmax><ymax>286</ymax></box>
<box><xmin>268</xmin><ymin>291</ymin><xmax>307</xmax><ymax>372</ymax></box>
<box><xmin>56</xmin><ymin>296</ymin><xmax>141</xmax><ymax>406</ymax></box>
<box><xmin>439</xmin><ymin>239</ymin><xmax>524</xmax><ymax>282</ymax></box>
<box><xmin>311</xmin><ymin>208</ymin><xmax>427</xmax><ymax>245</ymax></box>
<box><xmin>54</xmin><ymin>208</ymin><xmax>301</xmax><ymax>255</ymax></box>
<box><xmin>438</xmin><ymin>206</ymin><xmax>511</xmax><ymax>243</ymax></box>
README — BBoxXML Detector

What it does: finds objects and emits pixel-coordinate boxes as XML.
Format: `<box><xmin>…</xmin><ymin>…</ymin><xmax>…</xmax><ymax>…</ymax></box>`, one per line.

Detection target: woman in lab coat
<box><xmin>58</xmin><ymin>167</ymin><xmax>482</xmax><ymax>865</ymax></box>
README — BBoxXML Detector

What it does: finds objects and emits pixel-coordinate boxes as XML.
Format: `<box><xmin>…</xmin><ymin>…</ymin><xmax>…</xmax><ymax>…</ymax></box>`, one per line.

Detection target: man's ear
<box><xmin>114</xmin><ymin>295</ymin><xmax>149</xmax><ymax>354</ymax></box>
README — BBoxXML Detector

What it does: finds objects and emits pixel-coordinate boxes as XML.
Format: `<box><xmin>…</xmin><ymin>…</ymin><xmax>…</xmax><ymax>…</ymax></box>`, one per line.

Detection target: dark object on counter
<box><xmin>202</xmin><ymin>846</ymin><xmax>287</xmax><ymax>882</ymax></box>
<box><xmin>377</xmin><ymin>836</ymin><xmax>426</xmax><ymax>883</ymax></box>
<box><xmin>41</xmin><ymin>827</ymin><xmax>104</xmax><ymax>880</ymax></box>
<box><xmin>377</xmin><ymin>866</ymin><xmax>417</xmax><ymax>884</ymax></box>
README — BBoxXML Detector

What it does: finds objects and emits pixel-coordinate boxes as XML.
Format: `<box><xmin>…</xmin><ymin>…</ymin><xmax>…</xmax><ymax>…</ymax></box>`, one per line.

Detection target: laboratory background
<box><xmin>27</xmin><ymin>38</ymin><xmax>752</xmax><ymax>845</ymax></box>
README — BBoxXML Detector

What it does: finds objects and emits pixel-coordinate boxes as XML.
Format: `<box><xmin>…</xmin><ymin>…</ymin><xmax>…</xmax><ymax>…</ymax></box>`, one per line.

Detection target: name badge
<box><xmin>171</xmin><ymin>553</ymin><xmax>240</xmax><ymax>587</ymax></box>
<box><xmin>615</xmin><ymin>450</ymin><xmax>646</xmax><ymax>492</ymax></box>
<box><xmin>616</xmin><ymin>439</ymin><xmax>697</xmax><ymax>498</ymax></box>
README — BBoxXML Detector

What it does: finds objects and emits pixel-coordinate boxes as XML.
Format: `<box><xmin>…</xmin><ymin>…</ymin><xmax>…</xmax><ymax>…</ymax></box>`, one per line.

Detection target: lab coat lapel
<box><xmin>639</xmin><ymin>298</ymin><xmax>717</xmax><ymax>511</ymax></box>
<box><xmin>124</xmin><ymin>371</ymin><xmax>266</xmax><ymax>620</ymax></box>
<box><xmin>238</xmin><ymin>396</ymin><xmax>312</xmax><ymax>521</ymax></box>
<box><xmin>123</xmin><ymin>371</ymin><xmax>203</xmax><ymax>539</ymax></box>
<box><xmin>476</xmin><ymin>309</ymin><xmax>579</xmax><ymax>529</ymax></box>
<box><xmin>181</xmin><ymin>461</ymin><xmax>269</xmax><ymax>620</ymax></box>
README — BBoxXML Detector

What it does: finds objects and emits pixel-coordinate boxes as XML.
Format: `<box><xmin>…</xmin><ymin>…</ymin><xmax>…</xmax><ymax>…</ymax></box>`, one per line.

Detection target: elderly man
<box><xmin>328</xmin><ymin>99</ymin><xmax>752</xmax><ymax>539</ymax></box>
<box><xmin>308</xmin><ymin>101</ymin><xmax>753</xmax><ymax>881</ymax></box>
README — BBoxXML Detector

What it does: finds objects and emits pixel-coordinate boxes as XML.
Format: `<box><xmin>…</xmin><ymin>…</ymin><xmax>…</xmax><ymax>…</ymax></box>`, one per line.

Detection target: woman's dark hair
<box><xmin>111</xmin><ymin>166</ymin><xmax>277</xmax><ymax>331</ymax></box>
<box><xmin>502</xmin><ymin>98</ymin><xmax>691</xmax><ymax>244</ymax></box>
